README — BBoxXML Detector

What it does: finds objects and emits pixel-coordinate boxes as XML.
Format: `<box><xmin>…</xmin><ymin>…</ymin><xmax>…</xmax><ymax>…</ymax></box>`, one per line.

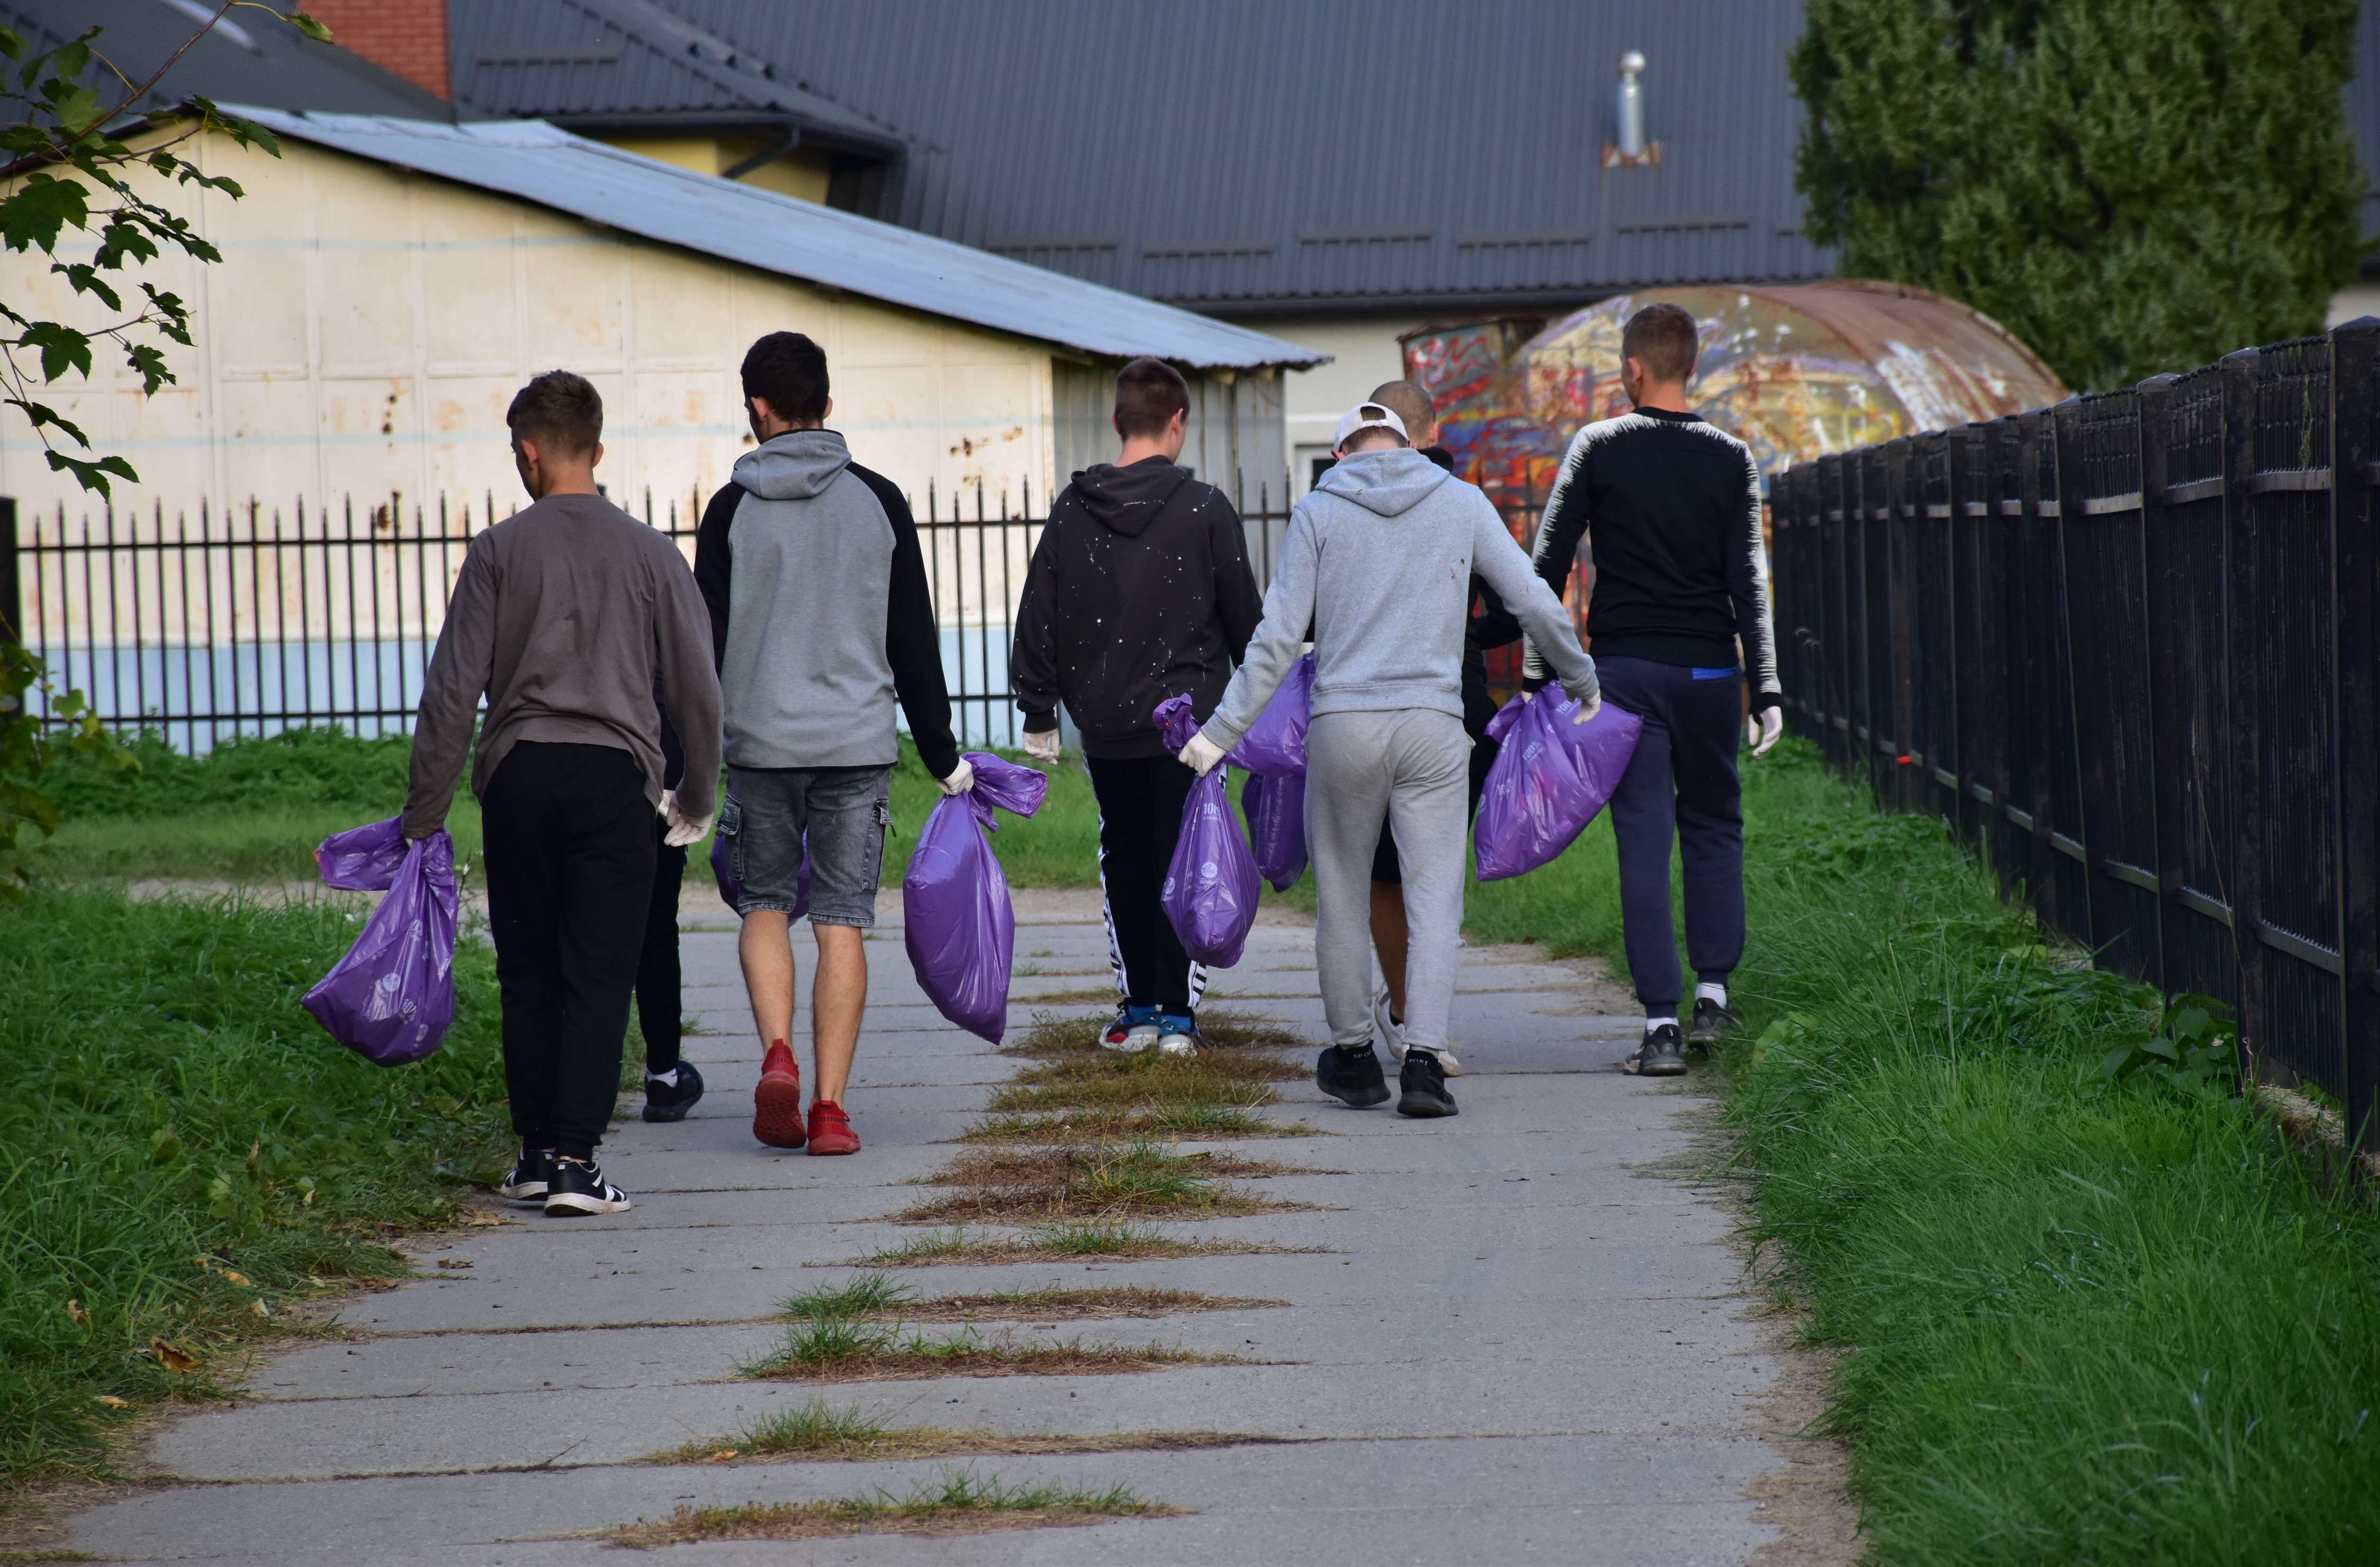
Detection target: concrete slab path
<box><xmin>64</xmin><ymin>888</ymin><xmax>1833</xmax><ymax>1564</ymax></box>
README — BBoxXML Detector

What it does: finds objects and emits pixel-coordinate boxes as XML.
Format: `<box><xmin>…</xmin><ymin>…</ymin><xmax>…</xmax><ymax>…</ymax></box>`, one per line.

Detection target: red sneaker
<box><xmin>753</xmin><ymin>1040</ymin><xmax>806</xmax><ymax>1148</ymax></box>
<box><xmin>806</xmin><ymin>1100</ymin><xmax>861</xmax><ymax>1156</ymax></box>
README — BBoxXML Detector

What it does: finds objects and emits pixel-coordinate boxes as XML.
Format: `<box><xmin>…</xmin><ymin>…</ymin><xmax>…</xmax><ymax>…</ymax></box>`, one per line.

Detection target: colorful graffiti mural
<box><xmin>1401</xmin><ymin>281</ymin><xmax>2068</xmax><ymax>494</ymax></box>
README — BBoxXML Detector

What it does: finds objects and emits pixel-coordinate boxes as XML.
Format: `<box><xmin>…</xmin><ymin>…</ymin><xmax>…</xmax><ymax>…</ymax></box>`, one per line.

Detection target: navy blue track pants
<box><xmin>1599</xmin><ymin>656</ymin><xmax>1746</xmax><ymax>1015</ymax></box>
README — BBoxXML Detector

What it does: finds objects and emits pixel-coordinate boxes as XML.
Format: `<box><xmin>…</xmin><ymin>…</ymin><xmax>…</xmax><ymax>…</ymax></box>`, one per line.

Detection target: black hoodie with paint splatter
<box><xmin>1009</xmin><ymin>456</ymin><xmax>1264</xmax><ymax>761</ymax></box>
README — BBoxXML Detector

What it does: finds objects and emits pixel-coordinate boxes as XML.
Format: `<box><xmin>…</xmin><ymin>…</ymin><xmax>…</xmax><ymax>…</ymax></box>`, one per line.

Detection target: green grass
<box><xmin>0</xmin><ymin>888</ymin><xmax>511</xmax><ymax>1485</ymax></box>
<box><xmin>29</xmin><ymin>726</ymin><xmax>1104</xmax><ymax>889</ymax></box>
<box><xmin>1472</xmin><ymin>737</ymin><xmax>2380</xmax><ymax>1563</ymax></box>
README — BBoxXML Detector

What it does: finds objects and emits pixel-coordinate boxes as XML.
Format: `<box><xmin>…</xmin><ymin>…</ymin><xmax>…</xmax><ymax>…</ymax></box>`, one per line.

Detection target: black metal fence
<box><xmin>1769</xmin><ymin>320</ymin><xmax>2380</xmax><ymax>1149</ymax></box>
<box><xmin>0</xmin><ymin>476</ymin><xmax>1297</xmax><ymax>756</ymax></box>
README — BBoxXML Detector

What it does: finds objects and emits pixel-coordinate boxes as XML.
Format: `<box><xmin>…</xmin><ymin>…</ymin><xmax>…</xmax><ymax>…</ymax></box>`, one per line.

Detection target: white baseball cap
<box><xmin>1333</xmin><ymin>400</ymin><xmax>1410</xmax><ymax>451</ymax></box>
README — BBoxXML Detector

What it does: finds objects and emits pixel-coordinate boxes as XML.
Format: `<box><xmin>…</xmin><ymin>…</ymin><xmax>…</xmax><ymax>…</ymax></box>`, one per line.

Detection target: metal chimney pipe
<box><xmin>1615</xmin><ymin>51</ymin><xmax>1647</xmax><ymax>159</ymax></box>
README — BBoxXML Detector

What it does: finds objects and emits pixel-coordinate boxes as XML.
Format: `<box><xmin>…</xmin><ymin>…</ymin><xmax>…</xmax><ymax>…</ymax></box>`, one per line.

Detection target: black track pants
<box><xmin>1600</xmin><ymin>656</ymin><xmax>1746</xmax><ymax>1014</ymax></box>
<box><xmin>480</xmin><ymin>741</ymin><xmax>656</xmax><ymax>1159</ymax></box>
<box><xmin>636</xmin><ymin>828</ymin><xmax>688</xmax><ymax>1074</ymax></box>
<box><xmin>1085</xmin><ymin>753</ymin><xmax>1197</xmax><ymax>1014</ymax></box>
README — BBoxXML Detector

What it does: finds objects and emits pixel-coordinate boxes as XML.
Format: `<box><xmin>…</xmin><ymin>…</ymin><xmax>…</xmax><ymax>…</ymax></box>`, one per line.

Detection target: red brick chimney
<box><xmin>305</xmin><ymin>1</ymin><xmax>450</xmax><ymax>101</ymax></box>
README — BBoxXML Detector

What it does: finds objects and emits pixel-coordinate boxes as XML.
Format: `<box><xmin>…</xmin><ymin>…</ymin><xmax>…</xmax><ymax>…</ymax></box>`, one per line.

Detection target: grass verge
<box><xmin>646</xmin><ymin>1399</ymin><xmax>1280</xmax><ymax>1466</ymax></box>
<box><xmin>608</xmin><ymin>1470</ymin><xmax>1179</xmax><ymax>1547</ymax></box>
<box><xmin>1475</xmin><ymin>737</ymin><xmax>2380</xmax><ymax>1563</ymax></box>
<box><xmin>0</xmin><ymin>888</ymin><xmax>509</xmax><ymax>1485</ymax></box>
<box><xmin>897</xmin><ymin>1144</ymin><xmax>1304</xmax><ymax>1226</ymax></box>
<box><xmin>842</xmin><ymin>1223</ymin><xmax>1323</xmax><ymax>1268</ymax></box>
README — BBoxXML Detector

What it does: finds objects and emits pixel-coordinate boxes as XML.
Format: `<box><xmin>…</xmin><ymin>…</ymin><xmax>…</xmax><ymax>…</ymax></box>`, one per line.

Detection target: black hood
<box><xmin>1068</xmin><ymin>456</ymin><xmax>1195</xmax><ymax>537</ymax></box>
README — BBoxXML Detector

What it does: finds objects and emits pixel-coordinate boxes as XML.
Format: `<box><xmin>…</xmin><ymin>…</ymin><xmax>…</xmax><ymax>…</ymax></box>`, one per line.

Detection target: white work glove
<box><xmin>1022</xmin><ymin>728</ymin><xmax>1061</xmax><ymax>764</ymax></box>
<box><xmin>657</xmin><ymin>788</ymin><xmax>712</xmax><ymax>849</ymax></box>
<box><xmin>1565</xmin><ymin>682</ymin><xmax>1602</xmax><ymax>724</ymax></box>
<box><xmin>1178</xmin><ymin>731</ymin><xmax>1227</xmax><ymax>778</ymax></box>
<box><xmin>937</xmin><ymin>757</ymin><xmax>976</xmax><ymax>796</ymax></box>
<box><xmin>1746</xmin><ymin>706</ymin><xmax>1783</xmax><ymax>758</ymax></box>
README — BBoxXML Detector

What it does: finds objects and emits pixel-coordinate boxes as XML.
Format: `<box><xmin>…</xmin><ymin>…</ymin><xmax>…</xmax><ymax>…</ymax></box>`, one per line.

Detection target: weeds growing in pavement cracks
<box><xmin>1474</xmin><ymin>739</ymin><xmax>2380</xmax><ymax>1563</ymax></box>
<box><xmin>896</xmin><ymin>1143</ymin><xmax>1304</xmax><ymax>1226</ymax></box>
<box><xmin>644</xmin><ymin>1401</ymin><xmax>1280</xmax><ymax>1467</ymax></box>
<box><xmin>608</xmin><ymin>1470</ymin><xmax>1182</xmax><ymax>1546</ymax></box>
<box><xmin>969</xmin><ymin>1026</ymin><xmax>1314</xmax><ymax>1141</ymax></box>
<box><xmin>1000</xmin><ymin>1006</ymin><xmax>1306</xmax><ymax>1059</ymax></box>
<box><xmin>0</xmin><ymin>887</ymin><xmax>512</xmax><ymax>1485</ymax></box>
<box><xmin>841</xmin><ymin>1223</ymin><xmax>1318</xmax><ymax>1269</ymax></box>
<box><xmin>779</xmin><ymin>1273</ymin><xmax>1286</xmax><ymax>1323</ymax></box>
<box><xmin>738</xmin><ymin>1272</ymin><xmax>1222</xmax><ymax>1382</ymax></box>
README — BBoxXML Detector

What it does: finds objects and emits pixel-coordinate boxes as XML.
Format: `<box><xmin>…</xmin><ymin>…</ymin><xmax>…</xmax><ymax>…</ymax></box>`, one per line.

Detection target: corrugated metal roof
<box><xmin>12</xmin><ymin>0</ymin><xmax>452</xmax><ymax>122</ymax></box>
<box><xmin>448</xmin><ymin>0</ymin><xmax>900</xmax><ymax>155</ymax></box>
<box><xmin>454</xmin><ymin>0</ymin><xmax>1838</xmax><ymax>311</ymax></box>
<box><xmin>229</xmin><ymin>108</ymin><xmax>1326</xmax><ymax>371</ymax></box>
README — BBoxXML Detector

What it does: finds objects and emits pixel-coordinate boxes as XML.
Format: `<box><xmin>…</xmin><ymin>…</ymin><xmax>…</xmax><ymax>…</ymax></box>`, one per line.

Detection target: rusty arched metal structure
<box><xmin>1400</xmin><ymin>280</ymin><xmax>2069</xmax><ymax>499</ymax></box>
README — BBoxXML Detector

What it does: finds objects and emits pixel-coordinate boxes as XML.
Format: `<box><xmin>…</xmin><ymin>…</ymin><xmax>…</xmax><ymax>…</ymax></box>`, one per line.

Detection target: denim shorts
<box><xmin>719</xmin><ymin>764</ymin><xmax>893</xmax><ymax>927</ymax></box>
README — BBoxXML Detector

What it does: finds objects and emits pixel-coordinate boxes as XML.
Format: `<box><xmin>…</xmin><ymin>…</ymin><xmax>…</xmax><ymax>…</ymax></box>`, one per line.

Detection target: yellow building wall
<box><xmin>0</xmin><ymin>131</ymin><xmax>1054</xmax><ymax>534</ymax></box>
<box><xmin>594</xmin><ymin>133</ymin><xmax>833</xmax><ymax>205</ymax></box>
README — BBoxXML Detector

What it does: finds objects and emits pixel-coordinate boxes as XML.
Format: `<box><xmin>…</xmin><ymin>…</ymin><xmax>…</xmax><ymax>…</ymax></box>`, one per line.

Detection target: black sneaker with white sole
<box><xmin>1316</xmin><ymin>1042</ymin><xmax>1391</xmax><ymax>1107</ymax></box>
<box><xmin>1685</xmin><ymin>998</ymin><xmax>1741</xmax><ymax>1052</ymax></box>
<box><xmin>496</xmin><ymin>1148</ymin><xmax>551</xmax><ymax>1204</ymax></box>
<box><xmin>1396</xmin><ymin>1048</ymin><xmax>1458</xmax><ymax>1118</ymax></box>
<box><xmin>642</xmin><ymin>1060</ymin><xmax>706</xmax><ymax>1123</ymax></box>
<box><xmin>1627</xmin><ymin>1023</ymin><xmax>1689</xmax><ymax>1077</ymax></box>
<box><xmin>544</xmin><ymin>1158</ymin><xmax>633</xmax><ymax>1217</ymax></box>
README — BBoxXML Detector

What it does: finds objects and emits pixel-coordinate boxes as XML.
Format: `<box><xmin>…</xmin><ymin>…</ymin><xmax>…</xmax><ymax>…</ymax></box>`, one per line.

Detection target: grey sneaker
<box><xmin>1626</xmin><ymin>1023</ymin><xmax>1688</xmax><ymax>1077</ymax></box>
<box><xmin>1373</xmin><ymin>988</ymin><xmax>1407</xmax><ymax>1062</ymax></box>
<box><xmin>1685</xmin><ymin>998</ymin><xmax>1742</xmax><ymax>1052</ymax></box>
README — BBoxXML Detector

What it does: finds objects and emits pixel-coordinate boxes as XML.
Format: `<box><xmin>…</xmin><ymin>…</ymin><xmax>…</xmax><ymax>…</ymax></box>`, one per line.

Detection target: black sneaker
<box><xmin>1627</xmin><ymin>1023</ymin><xmax>1688</xmax><ymax>1077</ymax></box>
<box><xmin>1685</xmin><ymin>998</ymin><xmax>1742</xmax><ymax>1052</ymax></box>
<box><xmin>1316</xmin><ymin>1042</ymin><xmax>1391</xmax><ymax>1107</ymax></box>
<box><xmin>496</xmin><ymin>1148</ymin><xmax>551</xmax><ymax>1204</ymax></box>
<box><xmin>544</xmin><ymin>1158</ymin><xmax>633</xmax><ymax>1217</ymax></box>
<box><xmin>1396</xmin><ymin>1048</ymin><xmax>1459</xmax><ymax>1118</ymax></box>
<box><xmin>642</xmin><ymin>1060</ymin><xmax>706</xmax><ymax>1123</ymax></box>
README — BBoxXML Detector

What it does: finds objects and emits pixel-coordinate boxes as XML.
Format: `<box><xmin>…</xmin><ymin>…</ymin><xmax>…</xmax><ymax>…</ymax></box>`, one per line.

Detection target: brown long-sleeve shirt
<box><xmin>403</xmin><ymin>491</ymin><xmax>722</xmax><ymax>839</ymax></box>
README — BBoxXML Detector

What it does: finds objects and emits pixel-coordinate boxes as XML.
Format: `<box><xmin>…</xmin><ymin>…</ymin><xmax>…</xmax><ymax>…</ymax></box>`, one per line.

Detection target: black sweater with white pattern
<box><xmin>1521</xmin><ymin>407</ymin><xmax>1780</xmax><ymax>712</ymax></box>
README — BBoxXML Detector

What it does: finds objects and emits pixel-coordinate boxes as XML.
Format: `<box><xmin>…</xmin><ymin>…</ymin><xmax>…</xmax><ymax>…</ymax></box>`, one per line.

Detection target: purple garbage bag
<box><xmin>1239</xmin><ymin>770</ymin><xmax>1308</xmax><ymax>893</ymax></box>
<box><xmin>1473</xmin><ymin>691</ymin><xmax>1644</xmax><ymax>881</ymax></box>
<box><xmin>1155</xmin><ymin>695</ymin><xmax>1260</xmax><ymax>967</ymax></box>
<box><xmin>903</xmin><ymin>751</ymin><xmax>1050</xmax><ymax>1043</ymax></box>
<box><xmin>315</xmin><ymin>814</ymin><xmax>411</xmax><ymax>890</ymax></box>
<box><xmin>1223</xmin><ymin>652</ymin><xmax>1314</xmax><ymax>777</ymax></box>
<box><xmin>303</xmin><ymin>817</ymin><xmax>459</xmax><ymax>1066</ymax></box>
<box><xmin>711</xmin><ymin>828</ymin><xmax>807</xmax><ymax>920</ymax></box>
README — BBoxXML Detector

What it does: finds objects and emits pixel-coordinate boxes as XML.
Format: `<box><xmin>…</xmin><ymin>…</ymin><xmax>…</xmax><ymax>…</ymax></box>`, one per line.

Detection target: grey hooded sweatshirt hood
<box><xmin>733</xmin><ymin>427</ymin><xmax>849</xmax><ymax>500</ymax></box>
<box><xmin>1203</xmin><ymin>446</ymin><xmax>1597</xmax><ymax>748</ymax></box>
<box><xmin>695</xmin><ymin>428</ymin><xmax>966</xmax><ymax>776</ymax></box>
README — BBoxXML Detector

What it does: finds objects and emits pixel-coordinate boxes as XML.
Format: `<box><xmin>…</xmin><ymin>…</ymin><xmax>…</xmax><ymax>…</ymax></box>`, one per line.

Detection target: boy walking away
<box><xmin>1011</xmin><ymin>357</ymin><xmax>1263</xmax><ymax>1057</ymax></box>
<box><xmin>1525</xmin><ymin>303</ymin><xmax>1782</xmax><ymax>1078</ymax></box>
<box><xmin>696</xmin><ymin>332</ymin><xmax>967</xmax><ymax>1155</ymax></box>
<box><xmin>634</xmin><ymin>692</ymin><xmax>704</xmax><ymax>1122</ymax></box>
<box><xmin>406</xmin><ymin>371</ymin><xmax>721</xmax><ymax>1217</ymax></box>
<box><xmin>1185</xmin><ymin>401</ymin><xmax>1597</xmax><ymax>1118</ymax></box>
<box><xmin>1356</xmin><ymin>380</ymin><xmax>1522</xmax><ymax>1077</ymax></box>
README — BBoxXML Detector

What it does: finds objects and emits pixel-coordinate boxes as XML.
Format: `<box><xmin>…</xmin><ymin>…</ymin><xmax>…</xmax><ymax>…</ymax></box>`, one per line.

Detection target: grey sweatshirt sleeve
<box><xmin>1198</xmin><ymin>503</ymin><xmax>1321</xmax><ymax>752</ymax></box>
<box><xmin>1471</xmin><ymin>499</ymin><xmax>1598</xmax><ymax>704</ymax></box>
<box><xmin>403</xmin><ymin>539</ymin><xmax>497</xmax><ymax>839</ymax></box>
<box><xmin>653</xmin><ymin>539</ymin><xmax>723</xmax><ymax>814</ymax></box>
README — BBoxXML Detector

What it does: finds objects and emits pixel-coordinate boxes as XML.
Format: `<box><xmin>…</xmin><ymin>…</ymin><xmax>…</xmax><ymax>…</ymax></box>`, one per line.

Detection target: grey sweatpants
<box><xmin>1305</xmin><ymin>709</ymin><xmax>1470</xmax><ymax>1054</ymax></box>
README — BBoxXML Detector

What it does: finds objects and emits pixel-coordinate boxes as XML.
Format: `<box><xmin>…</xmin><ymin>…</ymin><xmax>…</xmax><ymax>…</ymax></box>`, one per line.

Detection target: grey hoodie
<box><xmin>1202</xmin><ymin>447</ymin><xmax>1597</xmax><ymax>751</ymax></box>
<box><xmin>691</xmin><ymin>429</ymin><xmax>959</xmax><ymax>776</ymax></box>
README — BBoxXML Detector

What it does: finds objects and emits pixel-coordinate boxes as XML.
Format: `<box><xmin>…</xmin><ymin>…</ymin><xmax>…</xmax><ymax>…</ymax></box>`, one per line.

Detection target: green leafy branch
<box><xmin>0</xmin><ymin>4</ymin><xmax>329</xmax><ymax>497</ymax></box>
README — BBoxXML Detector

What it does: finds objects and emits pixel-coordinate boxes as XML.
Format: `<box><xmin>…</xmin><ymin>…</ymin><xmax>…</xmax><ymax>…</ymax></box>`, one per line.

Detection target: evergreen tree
<box><xmin>1791</xmin><ymin>0</ymin><xmax>2368</xmax><ymax>391</ymax></box>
